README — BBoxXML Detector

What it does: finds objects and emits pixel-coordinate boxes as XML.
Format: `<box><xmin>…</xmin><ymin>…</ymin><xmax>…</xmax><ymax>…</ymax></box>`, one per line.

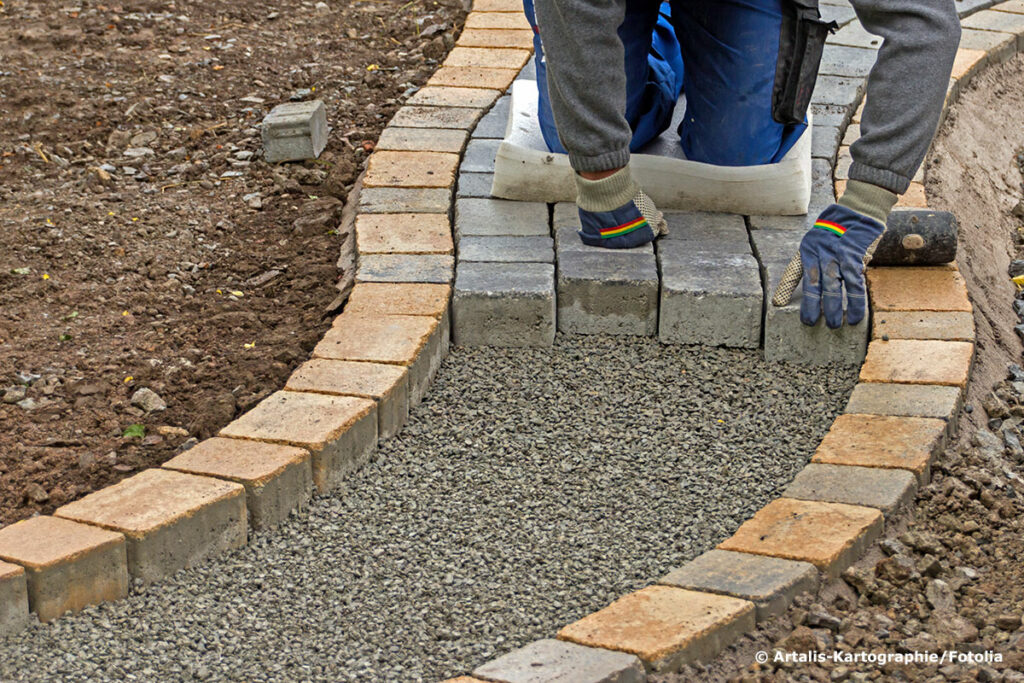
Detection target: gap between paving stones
<box><xmin>0</xmin><ymin>2</ymin><xmax>1010</xmax><ymax>682</ymax></box>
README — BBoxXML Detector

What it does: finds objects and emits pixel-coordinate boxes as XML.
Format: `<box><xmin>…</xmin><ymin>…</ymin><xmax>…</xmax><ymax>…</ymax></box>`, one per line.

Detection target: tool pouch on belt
<box><xmin>772</xmin><ymin>0</ymin><xmax>839</xmax><ymax>125</ymax></box>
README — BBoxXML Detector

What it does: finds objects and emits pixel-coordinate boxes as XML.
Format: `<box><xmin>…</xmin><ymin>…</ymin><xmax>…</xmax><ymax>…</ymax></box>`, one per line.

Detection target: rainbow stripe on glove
<box><xmin>813</xmin><ymin>219</ymin><xmax>847</xmax><ymax>237</ymax></box>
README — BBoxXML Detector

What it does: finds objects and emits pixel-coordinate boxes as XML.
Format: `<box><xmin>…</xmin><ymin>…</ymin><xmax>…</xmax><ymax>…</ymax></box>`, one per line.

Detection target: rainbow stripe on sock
<box><xmin>599</xmin><ymin>216</ymin><xmax>648</xmax><ymax>238</ymax></box>
<box><xmin>814</xmin><ymin>219</ymin><xmax>847</xmax><ymax>236</ymax></box>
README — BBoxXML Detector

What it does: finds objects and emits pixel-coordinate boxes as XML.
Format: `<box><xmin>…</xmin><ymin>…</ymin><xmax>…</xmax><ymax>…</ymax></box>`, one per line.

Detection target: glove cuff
<box><xmin>575</xmin><ymin>166</ymin><xmax>639</xmax><ymax>213</ymax></box>
<box><xmin>837</xmin><ymin>180</ymin><xmax>897</xmax><ymax>226</ymax></box>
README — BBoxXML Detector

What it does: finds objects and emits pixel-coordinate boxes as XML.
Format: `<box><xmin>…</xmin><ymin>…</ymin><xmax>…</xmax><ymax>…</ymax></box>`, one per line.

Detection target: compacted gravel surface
<box><xmin>0</xmin><ymin>336</ymin><xmax>857</xmax><ymax>682</ymax></box>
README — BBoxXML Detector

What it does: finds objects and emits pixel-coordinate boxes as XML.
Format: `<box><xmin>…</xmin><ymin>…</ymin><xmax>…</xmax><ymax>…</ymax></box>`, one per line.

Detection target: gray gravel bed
<box><xmin>0</xmin><ymin>335</ymin><xmax>857</xmax><ymax>682</ymax></box>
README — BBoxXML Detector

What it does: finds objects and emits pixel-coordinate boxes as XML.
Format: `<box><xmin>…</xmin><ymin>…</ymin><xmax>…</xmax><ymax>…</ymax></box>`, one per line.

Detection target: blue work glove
<box><xmin>798</xmin><ymin>204</ymin><xmax>884</xmax><ymax>328</ymax></box>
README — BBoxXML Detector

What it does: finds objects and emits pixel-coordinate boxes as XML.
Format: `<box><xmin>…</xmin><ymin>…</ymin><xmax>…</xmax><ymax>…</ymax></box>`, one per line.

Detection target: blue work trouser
<box><xmin>524</xmin><ymin>0</ymin><xmax>807</xmax><ymax>168</ymax></box>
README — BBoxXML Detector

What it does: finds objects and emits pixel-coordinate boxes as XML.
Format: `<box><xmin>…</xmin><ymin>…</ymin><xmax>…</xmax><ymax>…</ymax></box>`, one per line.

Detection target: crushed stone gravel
<box><xmin>0</xmin><ymin>335</ymin><xmax>857</xmax><ymax>682</ymax></box>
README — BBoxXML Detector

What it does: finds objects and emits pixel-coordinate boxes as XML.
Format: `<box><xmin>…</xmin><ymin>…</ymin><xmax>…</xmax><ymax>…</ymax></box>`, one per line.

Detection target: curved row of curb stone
<box><xmin>0</xmin><ymin>0</ymin><xmax>531</xmax><ymax>635</ymax></box>
<box><xmin>0</xmin><ymin>0</ymin><xmax>1014</xmax><ymax>679</ymax></box>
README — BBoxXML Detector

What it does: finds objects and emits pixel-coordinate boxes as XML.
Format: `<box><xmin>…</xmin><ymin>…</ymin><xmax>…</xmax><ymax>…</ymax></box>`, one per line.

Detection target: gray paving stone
<box><xmin>811</xmin><ymin>158</ymin><xmax>837</xmax><ymax>207</ymax></box>
<box><xmin>830</xmin><ymin>22</ymin><xmax>882</xmax><ymax>49</ymax></box>
<box><xmin>458</xmin><ymin>236</ymin><xmax>554</xmax><ymax>263</ymax></box>
<box><xmin>811</xmin><ymin>74</ymin><xmax>865</xmax><ymax>110</ymax></box>
<box><xmin>261</xmin><ymin>100</ymin><xmax>328</xmax><ymax>163</ymax></box>
<box><xmin>762</xmin><ymin>257</ymin><xmax>869</xmax><ymax>366</ymax></box>
<box><xmin>557</xmin><ymin>251</ymin><xmax>658</xmax><ymax>336</ymax></box>
<box><xmin>661</xmin><ymin>211</ymin><xmax>748</xmax><ymax>244</ymax></box>
<box><xmin>473</xmin><ymin>638</ymin><xmax>646</xmax><ymax>683</ymax></box>
<box><xmin>553</xmin><ymin>201</ymin><xmax>580</xmax><ymax>228</ymax></box>
<box><xmin>0</xmin><ymin>564</ymin><xmax>29</xmax><ymax>637</ymax></box>
<box><xmin>812</xmin><ymin>124</ymin><xmax>841</xmax><ymax>160</ymax></box>
<box><xmin>660</xmin><ymin>549</ymin><xmax>819</xmax><ymax>623</ymax></box>
<box><xmin>452</xmin><ymin>262</ymin><xmax>556</xmax><ymax>347</ymax></box>
<box><xmin>455</xmin><ymin>198</ymin><xmax>550</xmax><ymax>239</ymax></box>
<box><xmin>517</xmin><ymin>57</ymin><xmax>537</xmax><ymax>81</ymax></box>
<box><xmin>749</xmin><ymin>228</ymin><xmax>803</xmax><ymax>264</ymax></box>
<box><xmin>457</xmin><ymin>172</ymin><xmax>496</xmax><ymax>198</ymax></box>
<box><xmin>460</xmin><ymin>138</ymin><xmax>501</xmax><ymax>174</ymax></box>
<box><xmin>358</xmin><ymin>187</ymin><xmax>451</xmax><ymax>214</ymax></box>
<box><xmin>809</xmin><ymin>104</ymin><xmax>852</xmax><ymax>129</ymax></box>
<box><xmin>474</xmin><ymin>94</ymin><xmax>512</xmax><ymax>139</ymax></box>
<box><xmin>356</xmin><ymin>254</ymin><xmax>454</xmax><ymax>284</ymax></box>
<box><xmin>783</xmin><ymin>463</ymin><xmax>918</xmax><ymax>515</ymax></box>
<box><xmin>554</xmin><ymin>224</ymin><xmax>654</xmax><ymax>254</ymax></box>
<box><xmin>658</xmin><ymin>246</ymin><xmax>763</xmax><ymax>348</ymax></box>
<box><xmin>748</xmin><ymin>213</ymin><xmax>815</xmax><ymax>233</ymax></box>
<box><xmin>844</xmin><ymin>383</ymin><xmax>962</xmax><ymax>421</ymax></box>
<box><xmin>819</xmin><ymin>44</ymin><xmax>877</xmax><ymax>78</ymax></box>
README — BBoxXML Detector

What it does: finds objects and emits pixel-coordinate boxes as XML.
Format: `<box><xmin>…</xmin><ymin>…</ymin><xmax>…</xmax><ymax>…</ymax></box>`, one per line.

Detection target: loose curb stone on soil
<box><xmin>1</xmin><ymin>1</ymin><xmax>1013</xmax><ymax>680</ymax></box>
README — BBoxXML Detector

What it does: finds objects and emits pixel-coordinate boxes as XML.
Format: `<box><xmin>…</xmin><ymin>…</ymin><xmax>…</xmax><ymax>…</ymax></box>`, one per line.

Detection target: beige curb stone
<box><xmin>318</xmin><ymin>312</ymin><xmax>435</xmax><ymax>363</ymax></box>
<box><xmin>391</xmin><ymin>105</ymin><xmax>484</xmax><ymax>131</ymax></box>
<box><xmin>316</xmin><ymin>313</ymin><xmax>440</xmax><ymax>406</ymax></box>
<box><xmin>0</xmin><ymin>561</ymin><xmax>29</xmax><ymax>635</ymax></box>
<box><xmin>465</xmin><ymin>11</ymin><xmax>531</xmax><ymax>30</ymax></box>
<box><xmin>0</xmin><ymin>517</ymin><xmax>128</xmax><ymax>622</ymax></box>
<box><xmin>363</xmin><ymin>151</ymin><xmax>460</xmax><ymax>189</ymax></box>
<box><xmin>859</xmin><ymin>340</ymin><xmax>974</xmax><ymax>386</ymax></box>
<box><xmin>866</xmin><ymin>267</ymin><xmax>971</xmax><ymax>311</ymax></box>
<box><xmin>162</xmin><ymin>438</ymin><xmax>312</xmax><ymax>530</ymax></box>
<box><xmin>995</xmin><ymin>0</ymin><xmax>1024</xmax><ymax>15</ymax></box>
<box><xmin>441</xmin><ymin>678</ymin><xmax>488</xmax><ymax>683</ymax></box>
<box><xmin>473</xmin><ymin>0</ymin><xmax>525</xmax><ymax>12</ymax></box>
<box><xmin>56</xmin><ymin>469</ymin><xmax>246</xmax><ymax>584</ymax></box>
<box><xmin>428</xmin><ymin>66</ymin><xmax>521</xmax><ymax>91</ymax></box>
<box><xmin>344</xmin><ymin>282</ymin><xmax>450</xmax><ymax>319</ymax></box>
<box><xmin>557</xmin><ymin>585</ymin><xmax>755</xmax><ymax>672</ymax></box>
<box><xmin>376</xmin><ymin>127</ymin><xmax>469</xmax><ymax>154</ymax></box>
<box><xmin>812</xmin><ymin>413</ymin><xmax>948</xmax><ymax>485</ymax></box>
<box><xmin>872</xmin><ymin>311</ymin><xmax>975</xmax><ymax>342</ymax></box>
<box><xmin>355</xmin><ymin>214</ymin><xmax>454</xmax><ymax>255</ymax></box>
<box><xmin>951</xmin><ymin>47</ymin><xmax>988</xmax><ymax>80</ymax></box>
<box><xmin>443</xmin><ymin>47</ymin><xmax>532</xmax><ymax>71</ymax></box>
<box><xmin>458</xmin><ymin>28</ymin><xmax>535</xmax><ymax>50</ymax></box>
<box><xmin>286</xmin><ymin>359</ymin><xmax>410</xmax><ymax>441</ymax></box>
<box><xmin>409</xmin><ymin>86</ymin><xmax>502</xmax><ymax>109</ymax></box>
<box><xmin>718</xmin><ymin>498</ymin><xmax>884</xmax><ymax>578</ymax></box>
<box><xmin>219</xmin><ymin>391</ymin><xmax>377</xmax><ymax>493</ymax></box>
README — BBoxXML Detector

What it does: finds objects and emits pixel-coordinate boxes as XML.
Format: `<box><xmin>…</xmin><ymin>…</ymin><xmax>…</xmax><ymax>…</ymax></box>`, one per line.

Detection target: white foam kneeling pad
<box><xmin>491</xmin><ymin>80</ymin><xmax>812</xmax><ymax>216</ymax></box>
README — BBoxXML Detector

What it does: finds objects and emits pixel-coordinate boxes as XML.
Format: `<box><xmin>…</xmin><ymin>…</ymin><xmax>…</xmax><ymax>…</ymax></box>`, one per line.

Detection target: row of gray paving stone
<box><xmin>449</xmin><ymin>54</ymin><xmax>869</xmax><ymax>365</ymax></box>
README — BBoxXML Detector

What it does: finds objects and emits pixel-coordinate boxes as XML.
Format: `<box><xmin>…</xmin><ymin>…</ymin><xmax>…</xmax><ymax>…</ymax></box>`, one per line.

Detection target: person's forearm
<box><xmin>532</xmin><ymin>0</ymin><xmax>633</xmax><ymax>173</ymax></box>
<box><xmin>846</xmin><ymin>0</ymin><xmax>961</xmax><ymax>195</ymax></box>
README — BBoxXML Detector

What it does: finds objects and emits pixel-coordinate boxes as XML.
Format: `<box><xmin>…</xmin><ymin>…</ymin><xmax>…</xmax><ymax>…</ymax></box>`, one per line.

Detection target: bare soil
<box><xmin>659</xmin><ymin>54</ymin><xmax>1024</xmax><ymax>683</ymax></box>
<box><xmin>0</xmin><ymin>0</ymin><xmax>467</xmax><ymax>525</ymax></box>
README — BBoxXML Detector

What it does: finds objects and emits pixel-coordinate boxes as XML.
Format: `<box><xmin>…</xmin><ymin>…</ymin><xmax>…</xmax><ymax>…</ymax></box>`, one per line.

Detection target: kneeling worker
<box><xmin>523</xmin><ymin>0</ymin><xmax>961</xmax><ymax>328</ymax></box>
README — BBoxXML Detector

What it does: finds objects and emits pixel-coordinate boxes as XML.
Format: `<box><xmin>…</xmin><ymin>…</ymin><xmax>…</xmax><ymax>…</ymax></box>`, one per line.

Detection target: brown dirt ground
<box><xmin>0</xmin><ymin>0</ymin><xmax>467</xmax><ymax>525</ymax></box>
<box><xmin>657</xmin><ymin>54</ymin><xmax>1024</xmax><ymax>683</ymax></box>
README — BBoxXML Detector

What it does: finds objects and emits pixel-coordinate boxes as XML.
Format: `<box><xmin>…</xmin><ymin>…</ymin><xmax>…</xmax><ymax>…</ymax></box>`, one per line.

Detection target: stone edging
<box><xmin>0</xmin><ymin>5</ymin><xmax>1011</xmax><ymax>682</ymax></box>
<box><xmin>0</xmin><ymin>0</ymin><xmax>531</xmax><ymax>635</ymax></box>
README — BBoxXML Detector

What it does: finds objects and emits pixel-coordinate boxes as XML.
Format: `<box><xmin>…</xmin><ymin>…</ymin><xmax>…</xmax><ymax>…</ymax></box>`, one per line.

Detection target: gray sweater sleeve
<box><xmin>846</xmin><ymin>0</ymin><xmax>961</xmax><ymax>194</ymax></box>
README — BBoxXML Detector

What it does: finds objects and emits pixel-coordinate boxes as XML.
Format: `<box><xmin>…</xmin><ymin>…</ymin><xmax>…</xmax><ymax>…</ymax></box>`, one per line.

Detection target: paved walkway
<box><xmin>0</xmin><ymin>337</ymin><xmax>855</xmax><ymax>682</ymax></box>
